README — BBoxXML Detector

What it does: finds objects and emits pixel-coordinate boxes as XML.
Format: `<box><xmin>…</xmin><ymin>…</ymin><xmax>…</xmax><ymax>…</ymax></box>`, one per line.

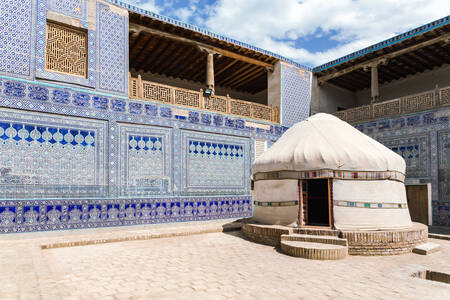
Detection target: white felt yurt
<box><xmin>252</xmin><ymin>113</ymin><xmax>413</xmax><ymax>231</ymax></box>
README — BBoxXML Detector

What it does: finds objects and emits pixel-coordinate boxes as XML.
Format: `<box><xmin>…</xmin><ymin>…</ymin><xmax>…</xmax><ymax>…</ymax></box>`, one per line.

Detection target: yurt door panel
<box><xmin>299</xmin><ymin>179</ymin><xmax>331</xmax><ymax>228</ymax></box>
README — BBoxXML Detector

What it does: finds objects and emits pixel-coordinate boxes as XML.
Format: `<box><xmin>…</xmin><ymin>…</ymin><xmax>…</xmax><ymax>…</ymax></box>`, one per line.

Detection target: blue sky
<box><xmin>126</xmin><ymin>0</ymin><xmax>450</xmax><ymax>67</ymax></box>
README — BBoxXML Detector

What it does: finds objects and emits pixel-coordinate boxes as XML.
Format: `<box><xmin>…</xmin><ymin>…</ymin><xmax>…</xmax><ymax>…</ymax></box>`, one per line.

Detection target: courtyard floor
<box><xmin>0</xmin><ymin>222</ymin><xmax>449</xmax><ymax>299</ymax></box>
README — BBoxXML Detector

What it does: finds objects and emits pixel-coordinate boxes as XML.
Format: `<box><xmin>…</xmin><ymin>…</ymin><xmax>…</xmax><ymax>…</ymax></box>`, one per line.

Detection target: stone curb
<box><xmin>41</xmin><ymin>222</ymin><xmax>242</xmax><ymax>249</ymax></box>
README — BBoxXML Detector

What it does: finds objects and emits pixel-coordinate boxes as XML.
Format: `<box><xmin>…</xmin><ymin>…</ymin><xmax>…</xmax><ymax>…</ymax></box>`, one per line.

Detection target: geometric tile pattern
<box><xmin>181</xmin><ymin>130</ymin><xmax>251</xmax><ymax>195</ymax></box>
<box><xmin>438</xmin><ymin>130</ymin><xmax>450</xmax><ymax>203</ymax></box>
<box><xmin>118</xmin><ymin>123</ymin><xmax>172</xmax><ymax>196</ymax></box>
<box><xmin>0</xmin><ymin>0</ymin><xmax>34</xmax><ymax>78</ymax></box>
<box><xmin>281</xmin><ymin>62</ymin><xmax>311</xmax><ymax>127</ymax></box>
<box><xmin>380</xmin><ymin>135</ymin><xmax>429</xmax><ymax>178</ymax></box>
<box><xmin>97</xmin><ymin>2</ymin><xmax>128</xmax><ymax>95</ymax></box>
<box><xmin>48</xmin><ymin>0</ymin><xmax>87</xmax><ymax>20</ymax></box>
<box><xmin>354</xmin><ymin>108</ymin><xmax>450</xmax><ymax>227</ymax></box>
<box><xmin>0</xmin><ymin>107</ymin><xmax>108</xmax><ymax>199</ymax></box>
<box><xmin>0</xmin><ymin>196</ymin><xmax>252</xmax><ymax>233</ymax></box>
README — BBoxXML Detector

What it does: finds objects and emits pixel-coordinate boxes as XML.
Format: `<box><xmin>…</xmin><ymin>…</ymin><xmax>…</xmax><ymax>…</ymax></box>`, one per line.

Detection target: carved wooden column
<box><xmin>370</xmin><ymin>64</ymin><xmax>379</xmax><ymax>103</ymax></box>
<box><xmin>206</xmin><ymin>52</ymin><xmax>215</xmax><ymax>93</ymax></box>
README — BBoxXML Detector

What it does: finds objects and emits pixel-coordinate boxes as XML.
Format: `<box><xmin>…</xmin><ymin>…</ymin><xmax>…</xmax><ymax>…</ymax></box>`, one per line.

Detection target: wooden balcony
<box><xmin>129</xmin><ymin>75</ymin><xmax>280</xmax><ymax>123</ymax></box>
<box><xmin>333</xmin><ymin>85</ymin><xmax>450</xmax><ymax>123</ymax></box>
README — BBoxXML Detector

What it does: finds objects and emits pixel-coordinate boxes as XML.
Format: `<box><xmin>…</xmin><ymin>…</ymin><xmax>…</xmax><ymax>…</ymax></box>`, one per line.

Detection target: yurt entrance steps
<box><xmin>294</xmin><ymin>227</ymin><xmax>340</xmax><ymax>237</ymax></box>
<box><xmin>280</xmin><ymin>233</ymin><xmax>348</xmax><ymax>260</ymax></box>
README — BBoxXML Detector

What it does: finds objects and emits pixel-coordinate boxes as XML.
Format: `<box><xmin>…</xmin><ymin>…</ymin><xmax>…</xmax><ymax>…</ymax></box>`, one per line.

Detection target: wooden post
<box><xmin>370</xmin><ymin>64</ymin><xmax>379</xmax><ymax>104</ymax></box>
<box><xmin>206</xmin><ymin>52</ymin><xmax>215</xmax><ymax>94</ymax></box>
<box><xmin>137</xmin><ymin>75</ymin><xmax>143</xmax><ymax>99</ymax></box>
<box><xmin>226</xmin><ymin>94</ymin><xmax>230</xmax><ymax>114</ymax></box>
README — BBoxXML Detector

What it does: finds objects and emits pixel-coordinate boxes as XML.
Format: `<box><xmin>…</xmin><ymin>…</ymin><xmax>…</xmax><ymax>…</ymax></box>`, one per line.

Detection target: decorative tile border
<box><xmin>0</xmin><ymin>76</ymin><xmax>284</xmax><ymax>142</ymax></box>
<box><xmin>334</xmin><ymin>200</ymin><xmax>408</xmax><ymax>209</ymax></box>
<box><xmin>0</xmin><ymin>196</ymin><xmax>251</xmax><ymax>233</ymax></box>
<box><xmin>253</xmin><ymin>169</ymin><xmax>405</xmax><ymax>183</ymax></box>
<box><xmin>254</xmin><ymin>200</ymin><xmax>299</xmax><ymax>207</ymax></box>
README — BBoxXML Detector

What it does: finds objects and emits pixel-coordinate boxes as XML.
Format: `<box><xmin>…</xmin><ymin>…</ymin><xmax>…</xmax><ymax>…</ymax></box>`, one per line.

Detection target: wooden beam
<box><xmin>129</xmin><ymin>23</ymin><xmax>274</xmax><ymax>70</ymax></box>
<box><xmin>214</xmin><ymin>59</ymin><xmax>239</xmax><ymax>77</ymax></box>
<box><xmin>178</xmin><ymin>52</ymin><xmax>205</xmax><ymax>78</ymax></box>
<box><xmin>153</xmin><ymin>43</ymin><xmax>186</xmax><ymax>74</ymax></box>
<box><xmin>226</xmin><ymin>65</ymin><xmax>261</xmax><ymax>87</ymax></box>
<box><xmin>164</xmin><ymin>46</ymin><xmax>196</xmax><ymax>75</ymax></box>
<box><xmin>134</xmin><ymin>37</ymin><xmax>161</xmax><ymax>70</ymax></box>
<box><xmin>217</xmin><ymin>63</ymin><xmax>254</xmax><ymax>86</ymax></box>
<box><xmin>233</xmin><ymin>69</ymin><xmax>265</xmax><ymax>89</ymax></box>
<box><xmin>140</xmin><ymin>39</ymin><xmax>171</xmax><ymax>71</ymax></box>
<box><xmin>317</xmin><ymin>32</ymin><xmax>450</xmax><ymax>83</ymax></box>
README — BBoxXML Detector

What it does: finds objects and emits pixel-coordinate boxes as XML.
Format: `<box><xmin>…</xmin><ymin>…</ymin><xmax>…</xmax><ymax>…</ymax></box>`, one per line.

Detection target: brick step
<box><xmin>294</xmin><ymin>227</ymin><xmax>340</xmax><ymax>237</ymax></box>
<box><xmin>280</xmin><ymin>240</ymin><xmax>347</xmax><ymax>260</ymax></box>
<box><xmin>281</xmin><ymin>234</ymin><xmax>348</xmax><ymax>247</ymax></box>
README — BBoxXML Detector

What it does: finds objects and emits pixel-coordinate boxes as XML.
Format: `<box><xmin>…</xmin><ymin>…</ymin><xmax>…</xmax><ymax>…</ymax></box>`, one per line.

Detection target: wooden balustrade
<box><xmin>130</xmin><ymin>76</ymin><xmax>279</xmax><ymax>123</ymax></box>
<box><xmin>333</xmin><ymin>86</ymin><xmax>450</xmax><ymax>123</ymax></box>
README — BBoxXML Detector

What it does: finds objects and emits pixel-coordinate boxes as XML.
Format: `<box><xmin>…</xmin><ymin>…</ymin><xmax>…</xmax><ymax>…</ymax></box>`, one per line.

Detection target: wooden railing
<box><xmin>334</xmin><ymin>85</ymin><xmax>450</xmax><ymax>123</ymax></box>
<box><xmin>130</xmin><ymin>75</ymin><xmax>280</xmax><ymax>123</ymax></box>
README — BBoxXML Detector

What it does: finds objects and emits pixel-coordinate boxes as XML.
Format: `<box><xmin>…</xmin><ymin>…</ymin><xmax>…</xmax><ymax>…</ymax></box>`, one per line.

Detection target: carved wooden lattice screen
<box><xmin>45</xmin><ymin>21</ymin><xmax>87</xmax><ymax>77</ymax></box>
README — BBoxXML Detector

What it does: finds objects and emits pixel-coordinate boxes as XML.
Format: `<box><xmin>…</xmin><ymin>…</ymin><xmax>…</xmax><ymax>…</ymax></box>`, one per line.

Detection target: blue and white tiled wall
<box><xmin>280</xmin><ymin>62</ymin><xmax>311</xmax><ymax>127</ymax></box>
<box><xmin>354</xmin><ymin>107</ymin><xmax>450</xmax><ymax>227</ymax></box>
<box><xmin>0</xmin><ymin>76</ymin><xmax>283</xmax><ymax>232</ymax></box>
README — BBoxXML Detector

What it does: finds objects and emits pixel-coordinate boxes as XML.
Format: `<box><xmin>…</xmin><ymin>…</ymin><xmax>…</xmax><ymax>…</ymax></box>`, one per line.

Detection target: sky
<box><xmin>125</xmin><ymin>0</ymin><xmax>450</xmax><ymax>67</ymax></box>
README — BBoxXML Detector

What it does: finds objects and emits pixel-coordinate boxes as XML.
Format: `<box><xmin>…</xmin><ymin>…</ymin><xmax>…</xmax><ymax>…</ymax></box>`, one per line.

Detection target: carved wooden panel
<box><xmin>402</xmin><ymin>91</ymin><xmax>435</xmax><ymax>113</ymax></box>
<box><xmin>440</xmin><ymin>87</ymin><xmax>450</xmax><ymax>106</ymax></box>
<box><xmin>252</xmin><ymin>103</ymin><xmax>272</xmax><ymax>121</ymax></box>
<box><xmin>346</xmin><ymin>105</ymin><xmax>371</xmax><ymax>122</ymax></box>
<box><xmin>142</xmin><ymin>82</ymin><xmax>172</xmax><ymax>103</ymax></box>
<box><xmin>204</xmin><ymin>96</ymin><xmax>227</xmax><ymax>113</ymax></box>
<box><xmin>174</xmin><ymin>89</ymin><xmax>200</xmax><ymax>108</ymax></box>
<box><xmin>373</xmin><ymin>98</ymin><xmax>400</xmax><ymax>118</ymax></box>
<box><xmin>230</xmin><ymin>99</ymin><xmax>251</xmax><ymax>117</ymax></box>
<box><xmin>45</xmin><ymin>21</ymin><xmax>87</xmax><ymax>77</ymax></box>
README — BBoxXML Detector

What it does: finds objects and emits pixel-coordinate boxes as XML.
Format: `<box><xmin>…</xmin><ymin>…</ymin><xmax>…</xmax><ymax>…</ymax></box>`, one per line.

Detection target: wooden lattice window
<box><xmin>45</xmin><ymin>21</ymin><xmax>87</xmax><ymax>77</ymax></box>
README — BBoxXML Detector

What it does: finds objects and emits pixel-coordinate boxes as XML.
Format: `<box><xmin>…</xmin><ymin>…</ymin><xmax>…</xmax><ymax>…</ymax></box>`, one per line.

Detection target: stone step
<box><xmin>281</xmin><ymin>233</ymin><xmax>348</xmax><ymax>247</ymax></box>
<box><xmin>412</xmin><ymin>242</ymin><xmax>441</xmax><ymax>255</ymax></box>
<box><xmin>280</xmin><ymin>240</ymin><xmax>347</xmax><ymax>260</ymax></box>
<box><xmin>294</xmin><ymin>227</ymin><xmax>340</xmax><ymax>237</ymax></box>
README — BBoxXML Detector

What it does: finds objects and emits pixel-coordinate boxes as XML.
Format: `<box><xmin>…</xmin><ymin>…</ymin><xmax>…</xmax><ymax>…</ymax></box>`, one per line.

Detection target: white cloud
<box><xmin>125</xmin><ymin>0</ymin><xmax>450</xmax><ymax>67</ymax></box>
<box><xmin>202</xmin><ymin>0</ymin><xmax>450</xmax><ymax>66</ymax></box>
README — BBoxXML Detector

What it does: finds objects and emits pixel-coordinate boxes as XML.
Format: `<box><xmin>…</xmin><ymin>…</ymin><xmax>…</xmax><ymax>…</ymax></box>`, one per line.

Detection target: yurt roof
<box><xmin>252</xmin><ymin>113</ymin><xmax>405</xmax><ymax>175</ymax></box>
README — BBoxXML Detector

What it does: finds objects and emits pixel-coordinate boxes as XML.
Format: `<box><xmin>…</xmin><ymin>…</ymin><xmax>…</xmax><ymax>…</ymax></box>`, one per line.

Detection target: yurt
<box><xmin>252</xmin><ymin>113</ymin><xmax>413</xmax><ymax>231</ymax></box>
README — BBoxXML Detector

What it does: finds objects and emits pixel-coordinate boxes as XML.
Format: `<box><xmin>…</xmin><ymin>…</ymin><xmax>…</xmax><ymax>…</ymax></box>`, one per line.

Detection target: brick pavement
<box><xmin>0</xmin><ymin>223</ymin><xmax>449</xmax><ymax>299</ymax></box>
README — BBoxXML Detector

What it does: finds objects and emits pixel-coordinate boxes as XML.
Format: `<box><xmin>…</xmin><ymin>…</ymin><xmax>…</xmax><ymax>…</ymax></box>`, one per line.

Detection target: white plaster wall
<box><xmin>355</xmin><ymin>64</ymin><xmax>450</xmax><ymax>106</ymax></box>
<box><xmin>131</xmin><ymin>69</ymin><xmax>268</xmax><ymax>104</ymax></box>
<box><xmin>317</xmin><ymin>82</ymin><xmax>357</xmax><ymax>113</ymax></box>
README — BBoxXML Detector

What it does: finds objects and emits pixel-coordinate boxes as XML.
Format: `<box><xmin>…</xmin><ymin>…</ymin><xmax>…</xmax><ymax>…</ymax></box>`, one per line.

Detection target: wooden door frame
<box><xmin>298</xmin><ymin>178</ymin><xmax>333</xmax><ymax>229</ymax></box>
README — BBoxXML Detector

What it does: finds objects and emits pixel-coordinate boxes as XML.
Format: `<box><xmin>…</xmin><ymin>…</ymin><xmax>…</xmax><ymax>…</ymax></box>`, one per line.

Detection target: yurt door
<box><xmin>299</xmin><ymin>179</ymin><xmax>331</xmax><ymax>228</ymax></box>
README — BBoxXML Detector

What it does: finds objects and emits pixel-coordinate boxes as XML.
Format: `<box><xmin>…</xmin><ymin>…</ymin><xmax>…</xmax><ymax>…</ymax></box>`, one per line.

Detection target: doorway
<box><xmin>299</xmin><ymin>179</ymin><xmax>331</xmax><ymax>227</ymax></box>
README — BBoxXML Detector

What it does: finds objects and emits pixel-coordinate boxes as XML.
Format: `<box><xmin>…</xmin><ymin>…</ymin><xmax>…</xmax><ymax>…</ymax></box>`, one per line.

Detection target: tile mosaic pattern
<box><xmin>97</xmin><ymin>2</ymin><xmax>128</xmax><ymax>95</ymax></box>
<box><xmin>334</xmin><ymin>200</ymin><xmax>408</xmax><ymax>209</ymax></box>
<box><xmin>118</xmin><ymin>123</ymin><xmax>172</xmax><ymax>196</ymax></box>
<box><xmin>0</xmin><ymin>76</ymin><xmax>283</xmax><ymax>232</ymax></box>
<box><xmin>0</xmin><ymin>196</ymin><xmax>251</xmax><ymax>233</ymax></box>
<box><xmin>354</xmin><ymin>107</ymin><xmax>450</xmax><ymax>226</ymax></box>
<box><xmin>437</xmin><ymin>129</ymin><xmax>450</xmax><ymax>203</ymax></box>
<box><xmin>0</xmin><ymin>107</ymin><xmax>108</xmax><ymax>199</ymax></box>
<box><xmin>35</xmin><ymin>0</ymin><xmax>96</xmax><ymax>87</ymax></box>
<box><xmin>0</xmin><ymin>0</ymin><xmax>34</xmax><ymax>78</ymax></box>
<box><xmin>380</xmin><ymin>134</ymin><xmax>429</xmax><ymax>178</ymax></box>
<box><xmin>281</xmin><ymin>63</ymin><xmax>311</xmax><ymax>127</ymax></box>
<box><xmin>48</xmin><ymin>0</ymin><xmax>87</xmax><ymax>20</ymax></box>
<box><xmin>181</xmin><ymin>130</ymin><xmax>251</xmax><ymax>195</ymax></box>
